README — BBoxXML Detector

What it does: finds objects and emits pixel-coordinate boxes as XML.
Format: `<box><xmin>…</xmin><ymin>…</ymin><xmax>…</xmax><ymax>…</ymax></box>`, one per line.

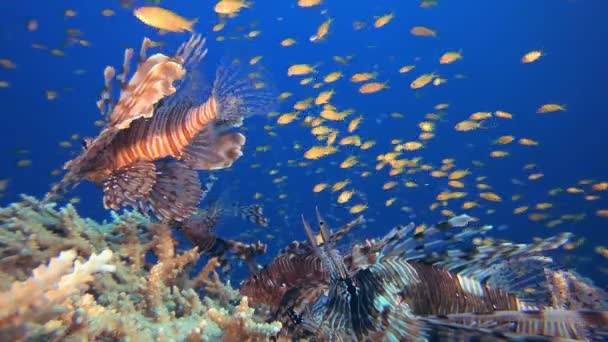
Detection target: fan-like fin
<box><xmin>148</xmin><ymin>161</ymin><xmax>201</xmax><ymax>222</ymax></box>
<box><xmin>102</xmin><ymin>161</ymin><xmax>156</xmax><ymax>211</ymax></box>
<box><xmin>181</xmin><ymin>126</ymin><xmax>246</xmax><ymax>170</ymax></box>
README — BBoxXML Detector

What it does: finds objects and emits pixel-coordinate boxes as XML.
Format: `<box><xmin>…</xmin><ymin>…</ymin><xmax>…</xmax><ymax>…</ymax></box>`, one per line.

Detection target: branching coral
<box><xmin>207</xmin><ymin>296</ymin><xmax>282</xmax><ymax>342</ymax></box>
<box><xmin>0</xmin><ymin>249</ymin><xmax>115</xmax><ymax>340</ymax></box>
<box><xmin>0</xmin><ymin>195</ymin><xmax>281</xmax><ymax>341</ymax></box>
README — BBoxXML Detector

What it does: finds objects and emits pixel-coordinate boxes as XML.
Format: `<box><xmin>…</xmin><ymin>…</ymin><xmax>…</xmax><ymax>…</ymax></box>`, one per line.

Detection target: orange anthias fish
<box><xmin>45</xmin><ymin>35</ymin><xmax>275</xmax><ymax>222</ymax></box>
<box><xmin>133</xmin><ymin>6</ymin><xmax>198</xmax><ymax>33</ymax></box>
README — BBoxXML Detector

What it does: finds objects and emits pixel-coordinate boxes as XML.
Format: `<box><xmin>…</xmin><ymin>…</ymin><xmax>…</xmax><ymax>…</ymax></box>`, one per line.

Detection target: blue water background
<box><xmin>0</xmin><ymin>0</ymin><xmax>607</xmax><ymax>285</ymax></box>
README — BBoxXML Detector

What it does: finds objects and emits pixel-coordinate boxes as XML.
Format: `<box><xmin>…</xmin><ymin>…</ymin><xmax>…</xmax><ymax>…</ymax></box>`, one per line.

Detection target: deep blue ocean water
<box><xmin>1</xmin><ymin>0</ymin><xmax>607</xmax><ymax>285</ymax></box>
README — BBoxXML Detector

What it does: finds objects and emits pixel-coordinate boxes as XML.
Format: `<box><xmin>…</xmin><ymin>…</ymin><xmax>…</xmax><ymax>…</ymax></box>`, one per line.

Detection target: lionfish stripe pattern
<box><xmin>241</xmin><ymin>211</ymin><xmax>608</xmax><ymax>341</ymax></box>
<box><xmin>45</xmin><ymin>35</ymin><xmax>274</xmax><ymax>222</ymax></box>
<box><xmin>180</xmin><ymin>197</ymin><xmax>269</xmax><ymax>275</ymax></box>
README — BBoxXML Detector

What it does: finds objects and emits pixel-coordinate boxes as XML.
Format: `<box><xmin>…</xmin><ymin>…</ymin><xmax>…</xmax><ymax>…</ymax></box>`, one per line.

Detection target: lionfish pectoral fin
<box><xmin>182</xmin><ymin>125</ymin><xmax>246</xmax><ymax>170</ymax></box>
<box><xmin>102</xmin><ymin>161</ymin><xmax>157</xmax><ymax>211</ymax></box>
<box><xmin>212</xmin><ymin>57</ymin><xmax>277</xmax><ymax>123</ymax></box>
<box><xmin>147</xmin><ymin>161</ymin><xmax>202</xmax><ymax>222</ymax></box>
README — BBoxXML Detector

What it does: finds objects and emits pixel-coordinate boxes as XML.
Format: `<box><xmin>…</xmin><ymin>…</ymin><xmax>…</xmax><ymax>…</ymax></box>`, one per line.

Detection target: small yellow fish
<box><xmin>339</xmin><ymin>135</ymin><xmax>362</xmax><ymax>146</ymax></box>
<box><xmin>304</xmin><ymin>146</ymin><xmax>338</xmax><ymax>159</ymax></box>
<box><xmin>469</xmin><ymin>111</ymin><xmax>492</xmax><ymax>120</ymax></box>
<box><xmin>278</xmin><ymin>92</ymin><xmax>293</xmax><ymax>101</ymax></box>
<box><xmin>519</xmin><ymin>138</ymin><xmax>538</xmax><ymax>146</ymax></box>
<box><xmin>537</xmin><ymin>104</ymin><xmax>566</xmax><ymax>113</ymax></box>
<box><xmin>439</xmin><ymin>50</ymin><xmax>462</xmax><ymax>64</ymax></box>
<box><xmin>277</xmin><ymin>112</ymin><xmax>299</xmax><ymax>125</ymax></box>
<box><xmin>249</xmin><ymin>55</ymin><xmax>263</xmax><ymax>65</ymax></box>
<box><xmin>528</xmin><ymin>173</ymin><xmax>544</xmax><ymax>180</ymax></box>
<box><xmin>247</xmin><ymin>30</ymin><xmax>261</xmax><ymax>38</ymax></box>
<box><xmin>479</xmin><ymin>192</ymin><xmax>502</xmax><ymax>202</ymax></box>
<box><xmin>454</xmin><ymin>120</ymin><xmax>484</xmax><ymax>131</ymax></box>
<box><xmin>332</xmin><ymin>180</ymin><xmax>350</xmax><ymax>192</ymax></box>
<box><xmin>213</xmin><ymin>21</ymin><xmax>225</xmax><ymax>32</ymax></box>
<box><xmin>361</xmin><ymin>140</ymin><xmax>376</xmax><ymax>150</ymax></box>
<box><xmin>101</xmin><ymin>9</ymin><xmax>115</xmax><ymax>17</ymax></box>
<box><xmin>133</xmin><ymin>6</ymin><xmax>197</xmax><ymax>33</ymax></box>
<box><xmin>214</xmin><ymin>0</ymin><xmax>249</xmax><ymax>15</ymax></box>
<box><xmin>490</xmin><ymin>150</ymin><xmax>509</xmax><ymax>158</ymax></box>
<box><xmin>399</xmin><ymin>65</ymin><xmax>415</xmax><ymax>73</ymax></box>
<box><xmin>536</xmin><ymin>202</ymin><xmax>553</xmax><ymax>210</ymax></box>
<box><xmin>410</xmin><ymin>26</ymin><xmax>437</xmax><ymax>37</ymax></box>
<box><xmin>514</xmin><ymin>206</ymin><xmax>529</xmax><ymax>214</ymax></box>
<box><xmin>337</xmin><ymin>190</ymin><xmax>354</xmax><ymax>204</ymax></box>
<box><xmin>298</xmin><ymin>0</ymin><xmax>323</xmax><ymax>7</ymax></box>
<box><xmin>324</xmin><ymin>71</ymin><xmax>342</xmax><ymax>83</ymax></box>
<box><xmin>320</xmin><ymin>108</ymin><xmax>348</xmax><ymax>121</ymax></box>
<box><xmin>315</xmin><ymin>89</ymin><xmax>334</xmax><ymax>105</ymax></box>
<box><xmin>495</xmin><ymin>135</ymin><xmax>515</xmax><ymax>144</ymax></box>
<box><xmin>596</xmin><ymin>210</ymin><xmax>608</xmax><ymax>218</ymax></box>
<box><xmin>288</xmin><ymin>64</ymin><xmax>316</xmax><ymax>76</ymax></box>
<box><xmin>311</xmin><ymin>18</ymin><xmax>332</xmax><ymax>42</ymax></box>
<box><xmin>448</xmin><ymin>169</ymin><xmax>469</xmax><ymax>180</ymax></box>
<box><xmin>294</xmin><ymin>98</ymin><xmax>313</xmax><ymax>110</ymax></box>
<box><xmin>383</xmin><ymin>181</ymin><xmax>398</xmax><ymax>190</ymax></box>
<box><xmin>311</xmin><ymin>126</ymin><xmax>333</xmax><ymax>136</ymax></box>
<box><xmin>16</xmin><ymin>159</ymin><xmax>32</xmax><ymax>167</ymax></box>
<box><xmin>359</xmin><ymin>81</ymin><xmax>388</xmax><ymax>94</ymax></box>
<box><xmin>522</xmin><ymin>50</ymin><xmax>544</xmax><ymax>64</ymax></box>
<box><xmin>410</xmin><ymin>73</ymin><xmax>436</xmax><ymax>89</ymax></box>
<box><xmin>327</xmin><ymin>131</ymin><xmax>338</xmax><ymax>145</ymax></box>
<box><xmin>348</xmin><ymin>116</ymin><xmax>362</xmax><ymax>133</ymax></box>
<box><xmin>418</xmin><ymin>121</ymin><xmax>435</xmax><ymax>132</ymax></box>
<box><xmin>340</xmin><ymin>156</ymin><xmax>359</xmax><ymax>169</ymax></box>
<box><xmin>494</xmin><ymin>110</ymin><xmax>513</xmax><ymax>119</ymax></box>
<box><xmin>313</xmin><ymin>183</ymin><xmax>328</xmax><ymax>193</ymax></box>
<box><xmin>374</xmin><ymin>13</ymin><xmax>394</xmax><ymax>28</ymax></box>
<box><xmin>350</xmin><ymin>204</ymin><xmax>368</xmax><ymax>214</ymax></box>
<box><xmin>350</xmin><ymin>72</ymin><xmax>376</xmax><ymax>83</ymax></box>
<box><xmin>462</xmin><ymin>201</ymin><xmax>478</xmax><ymax>209</ymax></box>
<box><xmin>281</xmin><ymin>38</ymin><xmax>296</xmax><ymax>47</ymax></box>
<box><xmin>0</xmin><ymin>59</ymin><xmax>17</xmax><ymax>69</ymax></box>
<box><xmin>400</xmin><ymin>141</ymin><xmax>423</xmax><ymax>151</ymax></box>
<box><xmin>404</xmin><ymin>181</ymin><xmax>418</xmax><ymax>188</ymax></box>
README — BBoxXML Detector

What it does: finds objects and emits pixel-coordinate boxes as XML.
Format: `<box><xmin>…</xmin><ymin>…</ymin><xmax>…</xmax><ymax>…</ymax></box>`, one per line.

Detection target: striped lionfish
<box><xmin>44</xmin><ymin>35</ymin><xmax>274</xmax><ymax>222</ymax></box>
<box><xmin>179</xmin><ymin>184</ymin><xmax>270</xmax><ymax>275</ymax></box>
<box><xmin>241</xmin><ymin>209</ymin><xmax>608</xmax><ymax>341</ymax></box>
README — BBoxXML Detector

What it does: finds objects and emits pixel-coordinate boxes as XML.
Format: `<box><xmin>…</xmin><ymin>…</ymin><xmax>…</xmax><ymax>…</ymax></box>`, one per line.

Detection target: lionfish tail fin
<box><xmin>182</xmin><ymin>125</ymin><xmax>246</xmax><ymax>170</ymax></box>
<box><xmin>147</xmin><ymin>161</ymin><xmax>202</xmax><ymax>222</ymax></box>
<box><xmin>102</xmin><ymin>161</ymin><xmax>157</xmax><ymax>211</ymax></box>
<box><xmin>211</xmin><ymin>58</ymin><xmax>277</xmax><ymax>124</ymax></box>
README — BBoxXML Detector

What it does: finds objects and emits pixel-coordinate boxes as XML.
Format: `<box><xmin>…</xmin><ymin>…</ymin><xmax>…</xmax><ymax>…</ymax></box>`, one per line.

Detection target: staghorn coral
<box><xmin>0</xmin><ymin>249</ymin><xmax>115</xmax><ymax>341</ymax></box>
<box><xmin>207</xmin><ymin>296</ymin><xmax>282</xmax><ymax>342</ymax></box>
<box><xmin>0</xmin><ymin>195</ymin><xmax>281</xmax><ymax>341</ymax></box>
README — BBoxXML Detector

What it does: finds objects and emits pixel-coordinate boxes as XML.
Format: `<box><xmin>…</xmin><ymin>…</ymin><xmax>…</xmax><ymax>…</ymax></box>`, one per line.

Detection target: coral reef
<box><xmin>0</xmin><ymin>195</ymin><xmax>281</xmax><ymax>341</ymax></box>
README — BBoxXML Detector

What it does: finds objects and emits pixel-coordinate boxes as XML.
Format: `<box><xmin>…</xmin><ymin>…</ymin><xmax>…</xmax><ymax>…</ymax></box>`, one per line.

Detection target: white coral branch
<box><xmin>0</xmin><ymin>249</ymin><xmax>115</xmax><ymax>328</ymax></box>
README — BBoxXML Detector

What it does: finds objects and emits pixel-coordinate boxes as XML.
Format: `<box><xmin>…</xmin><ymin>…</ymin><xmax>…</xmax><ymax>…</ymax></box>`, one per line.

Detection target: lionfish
<box><xmin>179</xmin><ymin>187</ymin><xmax>270</xmax><ymax>275</ymax></box>
<box><xmin>241</xmin><ymin>209</ymin><xmax>608</xmax><ymax>341</ymax></box>
<box><xmin>44</xmin><ymin>34</ymin><xmax>274</xmax><ymax>222</ymax></box>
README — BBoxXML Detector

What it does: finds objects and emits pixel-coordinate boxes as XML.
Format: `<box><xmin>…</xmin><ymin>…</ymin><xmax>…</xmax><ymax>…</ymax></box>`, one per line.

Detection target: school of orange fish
<box><xmin>1</xmin><ymin>0</ymin><xmax>607</xmax><ymax>267</ymax></box>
